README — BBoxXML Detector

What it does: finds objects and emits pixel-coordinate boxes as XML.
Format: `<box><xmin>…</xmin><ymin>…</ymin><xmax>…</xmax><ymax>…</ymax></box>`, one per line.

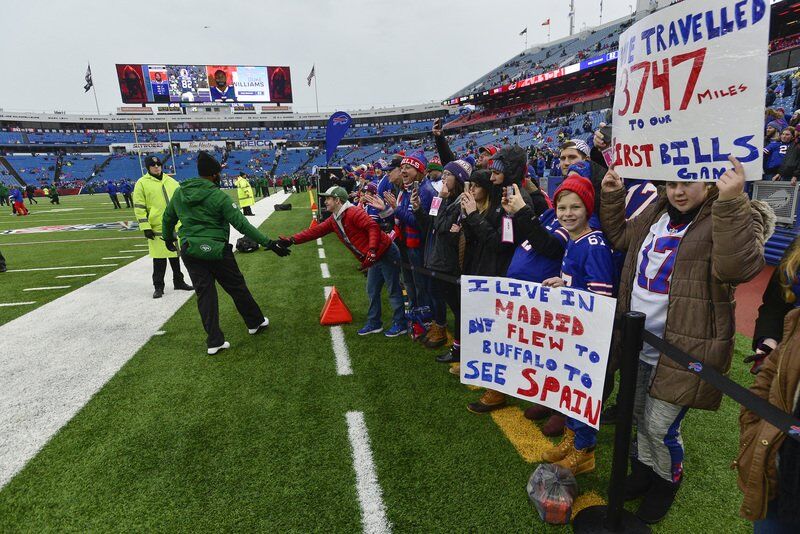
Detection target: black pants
<box><xmin>109</xmin><ymin>193</ymin><xmax>121</xmax><ymax>209</ymax></box>
<box><xmin>263</xmin><ymin>186</ymin><xmax>270</xmax><ymax>197</ymax></box>
<box><xmin>123</xmin><ymin>193</ymin><xmax>133</xmax><ymax>208</ymax></box>
<box><xmin>0</xmin><ymin>249</ymin><xmax>6</xmax><ymax>270</ymax></box>
<box><xmin>27</xmin><ymin>194</ymin><xmax>38</xmax><ymax>204</ymax></box>
<box><xmin>437</xmin><ymin>277</ymin><xmax>461</xmax><ymax>341</ymax></box>
<box><xmin>182</xmin><ymin>245</ymin><xmax>264</xmax><ymax>347</ymax></box>
<box><xmin>0</xmin><ymin>196</ymin><xmax>6</xmax><ymax>206</ymax></box>
<box><xmin>152</xmin><ymin>256</ymin><xmax>186</xmax><ymax>290</ymax></box>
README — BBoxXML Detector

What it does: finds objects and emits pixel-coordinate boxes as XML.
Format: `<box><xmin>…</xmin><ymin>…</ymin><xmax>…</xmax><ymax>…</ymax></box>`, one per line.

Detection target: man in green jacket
<box><xmin>162</xmin><ymin>151</ymin><xmax>291</xmax><ymax>355</ymax></box>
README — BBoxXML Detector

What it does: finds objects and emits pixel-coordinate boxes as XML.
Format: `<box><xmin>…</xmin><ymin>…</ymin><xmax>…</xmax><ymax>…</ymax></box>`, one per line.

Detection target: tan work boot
<box><xmin>541</xmin><ymin>428</ymin><xmax>575</xmax><ymax>463</ymax></box>
<box><xmin>554</xmin><ymin>446</ymin><xmax>596</xmax><ymax>476</ymax></box>
<box><xmin>423</xmin><ymin>323</ymin><xmax>447</xmax><ymax>349</ymax></box>
<box><xmin>466</xmin><ymin>389</ymin><xmax>507</xmax><ymax>413</ymax></box>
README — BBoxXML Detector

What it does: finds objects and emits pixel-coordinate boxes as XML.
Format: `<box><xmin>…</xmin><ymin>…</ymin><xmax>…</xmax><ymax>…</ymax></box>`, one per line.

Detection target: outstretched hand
<box><xmin>717</xmin><ymin>155</ymin><xmax>746</xmax><ymax>202</ymax></box>
<box><xmin>601</xmin><ymin>167</ymin><xmax>623</xmax><ymax>193</ymax></box>
<box><xmin>266</xmin><ymin>239</ymin><xmax>292</xmax><ymax>257</ymax></box>
<box><xmin>277</xmin><ymin>235</ymin><xmax>294</xmax><ymax>249</ymax></box>
<box><xmin>502</xmin><ymin>183</ymin><xmax>526</xmax><ymax>215</ymax></box>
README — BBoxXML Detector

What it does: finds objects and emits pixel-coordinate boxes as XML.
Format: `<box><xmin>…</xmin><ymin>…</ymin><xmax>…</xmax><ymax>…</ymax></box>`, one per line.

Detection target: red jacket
<box><xmin>293</xmin><ymin>203</ymin><xmax>392</xmax><ymax>261</ymax></box>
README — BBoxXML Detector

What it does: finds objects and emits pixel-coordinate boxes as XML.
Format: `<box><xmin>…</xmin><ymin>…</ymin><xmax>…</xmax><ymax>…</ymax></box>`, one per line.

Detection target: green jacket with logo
<box><xmin>162</xmin><ymin>178</ymin><xmax>272</xmax><ymax>250</ymax></box>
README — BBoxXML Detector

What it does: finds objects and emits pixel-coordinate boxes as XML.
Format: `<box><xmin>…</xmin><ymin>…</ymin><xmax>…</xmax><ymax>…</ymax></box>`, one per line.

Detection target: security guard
<box><xmin>133</xmin><ymin>155</ymin><xmax>193</xmax><ymax>298</ymax></box>
<box><xmin>162</xmin><ymin>151</ymin><xmax>290</xmax><ymax>355</ymax></box>
<box><xmin>236</xmin><ymin>172</ymin><xmax>255</xmax><ymax>216</ymax></box>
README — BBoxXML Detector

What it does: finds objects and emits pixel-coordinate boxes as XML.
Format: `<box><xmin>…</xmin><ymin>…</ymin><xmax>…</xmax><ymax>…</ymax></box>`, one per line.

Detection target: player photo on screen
<box><xmin>145</xmin><ymin>65</ymin><xmax>170</xmax><ymax>103</ymax></box>
<box><xmin>232</xmin><ymin>66</ymin><xmax>270</xmax><ymax>102</ymax></box>
<box><xmin>267</xmin><ymin>66</ymin><xmax>292</xmax><ymax>103</ymax></box>
<box><xmin>167</xmin><ymin>65</ymin><xmax>210</xmax><ymax>103</ymax></box>
<box><xmin>116</xmin><ymin>64</ymin><xmax>147</xmax><ymax>104</ymax></box>
<box><xmin>207</xmin><ymin>65</ymin><xmax>237</xmax><ymax>102</ymax></box>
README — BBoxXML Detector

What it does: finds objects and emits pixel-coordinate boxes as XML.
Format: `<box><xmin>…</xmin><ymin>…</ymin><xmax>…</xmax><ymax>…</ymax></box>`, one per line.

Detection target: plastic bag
<box><xmin>527</xmin><ymin>464</ymin><xmax>578</xmax><ymax>525</ymax></box>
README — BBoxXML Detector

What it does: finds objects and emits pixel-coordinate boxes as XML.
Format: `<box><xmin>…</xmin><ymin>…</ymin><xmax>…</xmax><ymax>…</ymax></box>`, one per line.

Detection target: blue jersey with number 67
<box><xmin>560</xmin><ymin>230</ymin><xmax>617</xmax><ymax>297</ymax></box>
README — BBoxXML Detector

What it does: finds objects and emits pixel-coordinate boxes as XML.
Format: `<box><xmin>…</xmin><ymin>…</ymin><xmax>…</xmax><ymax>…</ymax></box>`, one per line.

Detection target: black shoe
<box><xmin>436</xmin><ymin>346</ymin><xmax>460</xmax><ymax>364</ymax></box>
<box><xmin>636</xmin><ymin>474</ymin><xmax>680</xmax><ymax>524</ymax></box>
<box><xmin>174</xmin><ymin>281</ymin><xmax>194</xmax><ymax>291</ymax></box>
<box><xmin>600</xmin><ymin>403</ymin><xmax>619</xmax><ymax>425</ymax></box>
<box><xmin>0</xmin><ymin>265</ymin><xmax>6</xmax><ymax>273</ymax></box>
<box><xmin>624</xmin><ymin>457</ymin><xmax>655</xmax><ymax>501</ymax></box>
<box><xmin>153</xmin><ymin>289</ymin><xmax>164</xmax><ymax>299</ymax></box>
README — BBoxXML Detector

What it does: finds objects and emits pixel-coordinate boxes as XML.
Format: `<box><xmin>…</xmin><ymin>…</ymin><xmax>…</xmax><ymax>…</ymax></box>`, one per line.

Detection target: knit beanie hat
<box><xmin>401</xmin><ymin>151</ymin><xmax>428</xmax><ymax>175</ymax></box>
<box><xmin>554</xmin><ymin>175</ymin><xmax>596</xmax><ymax>218</ymax></box>
<box><xmin>767</xmin><ymin>120</ymin><xmax>782</xmax><ymax>131</ymax></box>
<box><xmin>443</xmin><ymin>158</ymin><xmax>474</xmax><ymax>184</ymax></box>
<box><xmin>197</xmin><ymin>151</ymin><xmax>222</xmax><ymax>176</ymax></box>
<box><xmin>467</xmin><ymin>169</ymin><xmax>493</xmax><ymax>190</ymax></box>
<box><xmin>566</xmin><ymin>138</ymin><xmax>591</xmax><ymax>157</ymax></box>
<box><xmin>427</xmin><ymin>156</ymin><xmax>443</xmax><ymax>173</ymax></box>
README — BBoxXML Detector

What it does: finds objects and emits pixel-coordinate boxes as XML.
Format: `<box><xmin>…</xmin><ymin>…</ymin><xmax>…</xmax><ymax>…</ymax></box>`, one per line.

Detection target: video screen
<box><xmin>116</xmin><ymin>64</ymin><xmax>293</xmax><ymax>104</ymax></box>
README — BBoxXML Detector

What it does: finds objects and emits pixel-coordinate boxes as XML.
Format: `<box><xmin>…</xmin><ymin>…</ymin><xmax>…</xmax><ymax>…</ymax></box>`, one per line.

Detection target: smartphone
<box><xmin>506</xmin><ymin>185</ymin><xmax>515</xmax><ymax>197</ymax></box>
<box><xmin>434</xmin><ymin>118</ymin><xmax>442</xmax><ymax>130</ymax></box>
<box><xmin>413</xmin><ymin>182</ymin><xmax>419</xmax><ymax>193</ymax></box>
<box><xmin>600</xmin><ymin>125</ymin><xmax>612</xmax><ymax>145</ymax></box>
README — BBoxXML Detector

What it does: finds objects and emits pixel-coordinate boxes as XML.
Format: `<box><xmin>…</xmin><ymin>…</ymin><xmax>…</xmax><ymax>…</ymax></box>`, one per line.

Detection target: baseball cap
<box><xmin>145</xmin><ymin>156</ymin><xmax>163</xmax><ymax>168</ymax></box>
<box><xmin>319</xmin><ymin>186</ymin><xmax>348</xmax><ymax>202</ymax></box>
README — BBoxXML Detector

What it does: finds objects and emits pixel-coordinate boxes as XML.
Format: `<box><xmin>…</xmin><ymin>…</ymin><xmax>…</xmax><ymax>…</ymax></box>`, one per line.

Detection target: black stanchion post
<box><xmin>572</xmin><ymin>311</ymin><xmax>650</xmax><ymax>534</ymax></box>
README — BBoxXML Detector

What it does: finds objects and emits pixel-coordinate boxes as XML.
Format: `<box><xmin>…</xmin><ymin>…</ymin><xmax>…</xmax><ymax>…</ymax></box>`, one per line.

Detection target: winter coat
<box><xmin>133</xmin><ymin>172</ymin><xmax>181</xmax><ymax>259</ymax></box>
<box><xmin>600</xmin><ymin>187</ymin><xmax>771</xmax><ymax>410</ymax></box>
<box><xmin>292</xmin><ymin>202</ymin><xmax>391</xmax><ymax>261</ymax></box>
<box><xmin>236</xmin><ymin>176</ymin><xmax>255</xmax><ymax>208</ymax></box>
<box><xmin>162</xmin><ymin>178</ymin><xmax>271</xmax><ymax>249</ymax></box>
<box><xmin>736</xmin><ymin>308</ymin><xmax>800</xmax><ymax>521</ymax></box>
<box><xmin>415</xmin><ymin>196</ymin><xmax>462</xmax><ymax>275</ymax></box>
<box><xmin>395</xmin><ymin>187</ymin><xmax>423</xmax><ymax>249</ymax></box>
<box><xmin>777</xmin><ymin>143</ymin><xmax>800</xmax><ymax>180</ymax></box>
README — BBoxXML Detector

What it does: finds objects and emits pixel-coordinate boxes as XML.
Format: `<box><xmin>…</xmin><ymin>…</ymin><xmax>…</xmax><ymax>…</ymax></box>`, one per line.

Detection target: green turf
<box><xmin>0</xmin><ymin>191</ymin><xmax>757</xmax><ymax>532</ymax></box>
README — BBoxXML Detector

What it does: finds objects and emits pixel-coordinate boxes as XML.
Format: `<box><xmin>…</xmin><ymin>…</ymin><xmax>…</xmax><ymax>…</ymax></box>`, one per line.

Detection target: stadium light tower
<box><xmin>569</xmin><ymin>0</ymin><xmax>576</xmax><ymax>35</ymax></box>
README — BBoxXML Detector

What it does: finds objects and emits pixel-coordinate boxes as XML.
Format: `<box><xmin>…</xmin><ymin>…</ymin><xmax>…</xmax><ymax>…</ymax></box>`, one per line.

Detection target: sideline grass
<box><xmin>0</xmin><ymin>191</ymin><xmax>756</xmax><ymax>532</ymax></box>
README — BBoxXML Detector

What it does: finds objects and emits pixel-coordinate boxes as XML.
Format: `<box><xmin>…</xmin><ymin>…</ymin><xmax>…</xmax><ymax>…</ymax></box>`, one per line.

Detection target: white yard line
<box><xmin>316</xmin><ymin>238</ymin><xmax>323</xmax><ymax>245</ymax></box>
<box><xmin>0</xmin><ymin>302</ymin><xmax>36</xmax><ymax>307</ymax></box>
<box><xmin>320</xmin><ymin>263</ymin><xmax>331</xmax><ymax>279</ymax></box>
<box><xmin>0</xmin><ymin>192</ymin><xmax>290</xmax><ymax>490</ymax></box>
<box><xmin>323</xmin><ymin>286</ymin><xmax>352</xmax><ymax>376</ymax></box>
<box><xmin>23</xmin><ymin>286</ymin><xmax>71</xmax><ymax>292</ymax></box>
<box><xmin>318</xmin><ymin>248</ymin><xmax>326</xmax><ymax>259</ymax></box>
<box><xmin>1</xmin><ymin>237</ymin><xmax>142</xmax><ymax>246</ymax></box>
<box><xmin>102</xmin><ymin>256</ymin><xmax>134</xmax><ymax>260</ymax></box>
<box><xmin>345</xmin><ymin>411</ymin><xmax>392</xmax><ymax>534</ymax></box>
<box><xmin>118</xmin><ymin>250</ymin><xmax>146</xmax><ymax>253</ymax></box>
<box><xmin>55</xmin><ymin>274</ymin><xmax>96</xmax><ymax>279</ymax></box>
<box><xmin>5</xmin><ymin>264</ymin><xmax>118</xmax><ymax>273</ymax></box>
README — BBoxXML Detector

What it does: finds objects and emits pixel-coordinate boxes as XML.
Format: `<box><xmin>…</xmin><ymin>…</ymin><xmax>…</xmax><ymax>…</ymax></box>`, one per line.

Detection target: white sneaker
<box><xmin>248</xmin><ymin>317</ymin><xmax>270</xmax><ymax>335</ymax></box>
<box><xmin>207</xmin><ymin>341</ymin><xmax>230</xmax><ymax>355</ymax></box>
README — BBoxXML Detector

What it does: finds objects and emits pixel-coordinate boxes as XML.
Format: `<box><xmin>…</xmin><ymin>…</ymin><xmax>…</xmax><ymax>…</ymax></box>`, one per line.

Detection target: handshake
<box><xmin>265</xmin><ymin>236</ymin><xmax>294</xmax><ymax>257</ymax></box>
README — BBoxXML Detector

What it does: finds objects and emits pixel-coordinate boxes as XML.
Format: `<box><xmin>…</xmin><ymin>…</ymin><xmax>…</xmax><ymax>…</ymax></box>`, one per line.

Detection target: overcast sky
<box><xmin>0</xmin><ymin>0</ymin><xmax>632</xmax><ymax>115</ymax></box>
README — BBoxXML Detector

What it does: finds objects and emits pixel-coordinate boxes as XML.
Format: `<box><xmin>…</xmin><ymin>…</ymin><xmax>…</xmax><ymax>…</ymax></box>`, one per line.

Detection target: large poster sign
<box><xmin>611</xmin><ymin>0</ymin><xmax>770</xmax><ymax>181</ymax></box>
<box><xmin>461</xmin><ymin>276</ymin><xmax>616</xmax><ymax>429</ymax></box>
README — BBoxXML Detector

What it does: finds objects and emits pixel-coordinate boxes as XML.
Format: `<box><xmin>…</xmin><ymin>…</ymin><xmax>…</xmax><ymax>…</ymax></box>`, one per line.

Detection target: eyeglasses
<box><xmin>149</xmin><ymin>163</ymin><xmax>162</xmax><ymax>167</ymax></box>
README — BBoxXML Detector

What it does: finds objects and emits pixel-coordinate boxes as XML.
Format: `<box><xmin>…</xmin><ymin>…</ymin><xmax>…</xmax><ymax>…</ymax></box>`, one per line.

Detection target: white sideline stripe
<box><xmin>318</xmin><ymin>248</ymin><xmax>326</xmax><ymax>259</ymax></box>
<box><xmin>2</xmin><ymin>237</ymin><xmax>142</xmax><ymax>246</ymax></box>
<box><xmin>0</xmin><ymin>301</ymin><xmax>36</xmax><ymax>307</ymax></box>
<box><xmin>316</xmin><ymin>238</ymin><xmax>323</xmax><ymax>245</ymax></box>
<box><xmin>23</xmin><ymin>286</ymin><xmax>71</xmax><ymax>292</ymax></box>
<box><xmin>320</xmin><ymin>263</ymin><xmax>330</xmax><ymax>279</ymax></box>
<box><xmin>345</xmin><ymin>411</ymin><xmax>392</xmax><ymax>534</ymax></box>
<box><xmin>56</xmin><ymin>274</ymin><xmax>96</xmax><ymax>279</ymax></box>
<box><xmin>0</xmin><ymin>191</ymin><xmax>290</xmax><ymax>490</ymax></box>
<box><xmin>153</xmin><ymin>331</ymin><xmax>165</xmax><ymax>336</ymax></box>
<box><xmin>133</xmin><ymin>244</ymin><xmax>148</xmax><ymax>247</ymax></box>
<box><xmin>118</xmin><ymin>250</ymin><xmax>146</xmax><ymax>253</ymax></box>
<box><xmin>6</xmin><ymin>264</ymin><xmax>117</xmax><ymax>273</ymax></box>
<box><xmin>102</xmin><ymin>256</ymin><xmax>134</xmax><ymax>260</ymax></box>
<box><xmin>323</xmin><ymin>286</ymin><xmax>352</xmax><ymax>376</ymax></box>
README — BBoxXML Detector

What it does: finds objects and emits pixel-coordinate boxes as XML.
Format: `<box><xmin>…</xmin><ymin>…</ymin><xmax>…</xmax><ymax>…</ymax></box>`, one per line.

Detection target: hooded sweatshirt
<box><xmin>161</xmin><ymin>178</ymin><xmax>271</xmax><ymax>247</ymax></box>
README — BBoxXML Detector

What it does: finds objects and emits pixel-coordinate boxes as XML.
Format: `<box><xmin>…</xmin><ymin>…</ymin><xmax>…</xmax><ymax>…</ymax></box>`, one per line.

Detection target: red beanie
<box><xmin>554</xmin><ymin>175</ymin><xmax>595</xmax><ymax>218</ymax></box>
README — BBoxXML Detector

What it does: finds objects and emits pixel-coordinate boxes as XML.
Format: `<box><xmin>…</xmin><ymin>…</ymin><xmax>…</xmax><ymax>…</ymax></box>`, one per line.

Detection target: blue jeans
<box><xmin>566</xmin><ymin>417</ymin><xmax>597</xmax><ymax>450</ymax></box>
<box><xmin>754</xmin><ymin>499</ymin><xmax>800</xmax><ymax>533</ymax></box>
<box><xmin>365</xmin><ymin>243</ymin><xmax>405</xmax><ymax>328</ymax></box>
<box><xmin>406</xmin><ymin>247</ymin><xmax>431</xmax><ymax>310</ymax></box>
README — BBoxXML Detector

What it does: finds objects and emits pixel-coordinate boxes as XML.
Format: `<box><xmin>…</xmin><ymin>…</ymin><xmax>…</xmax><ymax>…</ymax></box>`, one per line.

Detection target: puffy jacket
<box><xmin>395</xmin><ymin>187</ymin><xmax>423</xmax><ymax>249</ymax></box>
<box><xmin>162</xmin><ymin>178</ymin><xmax>272</xmax><ymax>248</ymax></box>
<box><xmin>600</xmin><ymin>187</ymin><xmax>770</xmax><ymax>410</ymax></box>
<box><xmin>133</xmin><ymin>172</ymin><xmax>181</xmax><ymax>259</ymax></box>
<box><xmin>415</xmin><ymin>196</ymin><xmax>462</xmax><ymax>275</ymax></box>
<box><xmin>292</xmin><ymin>202</ymin><xmax>391</xmax><ymax>261</ymax></box>
<box><xmin>236</xmin><ymin>176</ymin><xmax>255</xmax><ymax>208</ymax></box>
<box><xmin>736</xmin><ymin>308</ymin><xmax>800</xmax><ymax>520</ymax></box>
<box><xmin>106</xmin><ymin>182</ymin><xmax>117</xmax><ymax>194</ymax></box>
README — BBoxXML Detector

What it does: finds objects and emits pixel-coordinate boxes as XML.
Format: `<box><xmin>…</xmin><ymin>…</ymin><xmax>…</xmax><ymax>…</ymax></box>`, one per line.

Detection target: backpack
<box><xmin>235</xmin><ymin>236</ymin><xmax>260</xmax><ymax>253</ymax></box>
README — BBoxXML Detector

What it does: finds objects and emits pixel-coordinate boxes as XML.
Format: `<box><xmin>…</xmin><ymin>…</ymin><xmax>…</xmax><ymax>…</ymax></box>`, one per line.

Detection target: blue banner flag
<box><xmin>326</xmin><ymin>111</ymin><xmax>353</xmax><ymax>164</ymax></box>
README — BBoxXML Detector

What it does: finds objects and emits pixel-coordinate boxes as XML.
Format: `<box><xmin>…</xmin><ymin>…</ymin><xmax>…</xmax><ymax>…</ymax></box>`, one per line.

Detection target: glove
<box><xmin>277</xmin><ymin>235</ymin><xmax>295</xmax><ymax>249</ymax></box>
<box><xmin>744</xmin><ymin>342</ymin><xmax>774</xmax><ymax>375</ymax></box>
<box><xmin>164</xmin><ymin>239</ymin><xmax>177</xmax><ymax>252</ymax></box>
<box><xmin>265</xmin><ymin>240</ymin><xmax>291</xmax><ymax>257</ymax></box>
<box><xmin>359</xmin><ymin>249</ymin><xmax>378</xmax><ymax>271</ymax></box>
<box><xmin>143</xmin><ymin>229</ymin><xmax>156</xmax><ymax>240</ymax></box>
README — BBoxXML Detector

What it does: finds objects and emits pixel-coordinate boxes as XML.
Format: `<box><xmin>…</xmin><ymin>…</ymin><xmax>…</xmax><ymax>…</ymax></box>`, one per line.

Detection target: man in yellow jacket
<box><xmin>236</xmin><ymin>172</ymin><xmax>255</xmax><ymax>216</ymax></box>
<box><xmin>133</xmin><ymin>155</ymin><xmax>193</xmax><ymax>298</ymax></box>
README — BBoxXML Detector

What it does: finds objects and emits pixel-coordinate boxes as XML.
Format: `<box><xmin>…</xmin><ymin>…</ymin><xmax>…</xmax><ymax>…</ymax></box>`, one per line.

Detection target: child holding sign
<box><xmin>539</xmin><ymin>165</ymin><xmax>617</xmax><ymax>476</ymax></box>
<box><xmin>599</xmin><ymin>156</ymin><xmax>772</xmax><ymax>524</ymax></box>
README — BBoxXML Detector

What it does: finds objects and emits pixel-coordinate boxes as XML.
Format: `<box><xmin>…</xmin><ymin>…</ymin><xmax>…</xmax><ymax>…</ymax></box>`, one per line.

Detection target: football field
<box><xmin>0</xmin><ymin>191</ymin><xmax>755</xmax><ymax>532</ymax></box>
